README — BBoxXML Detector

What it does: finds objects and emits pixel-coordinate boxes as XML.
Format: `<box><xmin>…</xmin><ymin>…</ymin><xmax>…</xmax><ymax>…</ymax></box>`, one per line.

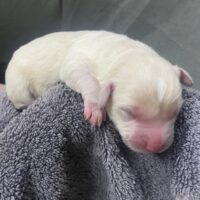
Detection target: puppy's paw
<box><xmin>84</xmin><ymin>101</ymin><xmax>106</xmax><ymax>127</ymax></box>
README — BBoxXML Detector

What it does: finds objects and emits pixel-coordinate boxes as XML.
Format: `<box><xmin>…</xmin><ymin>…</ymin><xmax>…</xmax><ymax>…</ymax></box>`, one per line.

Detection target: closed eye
<box><xmin>119</xmin><ymin>107</ymin><xmax>135</xmax><ymax>121</ymax></box>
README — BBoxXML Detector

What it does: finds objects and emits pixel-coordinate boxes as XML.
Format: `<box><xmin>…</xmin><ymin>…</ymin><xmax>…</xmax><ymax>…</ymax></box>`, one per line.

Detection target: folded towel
<box><xmin>0</xmin><ymin>83</ymin><xmax>199</xmax><ymax>200</ymax></box>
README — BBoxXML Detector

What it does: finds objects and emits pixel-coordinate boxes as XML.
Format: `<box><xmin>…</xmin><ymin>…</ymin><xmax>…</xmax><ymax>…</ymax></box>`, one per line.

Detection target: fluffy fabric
<box><xmin>0</xmin><ymin>83</ymin><xmax>199</xmax><ymax>200</ymax></box>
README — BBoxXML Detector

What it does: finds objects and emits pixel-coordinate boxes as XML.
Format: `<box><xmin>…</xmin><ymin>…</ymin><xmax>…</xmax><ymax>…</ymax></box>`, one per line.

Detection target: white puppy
<box><xmin>5</xmin><ymin>31</ymin><xmax>193</xmax><ymax>153</ymax></box>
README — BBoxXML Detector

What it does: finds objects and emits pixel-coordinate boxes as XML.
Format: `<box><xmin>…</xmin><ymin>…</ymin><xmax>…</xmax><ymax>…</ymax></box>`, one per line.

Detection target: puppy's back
<box><xmin>5</xmin><ymin>30</ymin><xmax>168</xmax><ymax>109</ymax></box>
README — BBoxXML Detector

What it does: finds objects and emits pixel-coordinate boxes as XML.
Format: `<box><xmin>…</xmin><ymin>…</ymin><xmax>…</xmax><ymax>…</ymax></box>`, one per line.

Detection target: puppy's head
<box><xmin>108</xmin><ymin>64</ymin><xmax>193</xmax><ymax>153</ymax></box>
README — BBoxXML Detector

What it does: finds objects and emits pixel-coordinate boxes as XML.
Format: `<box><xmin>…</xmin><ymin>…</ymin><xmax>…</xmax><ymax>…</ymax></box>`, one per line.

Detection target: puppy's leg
<box><xmin>60</xmin><ymin>57</ymin><xmax>112</xmax><ymax>126</ymax></box>
<box><xmin>84</xmin><ymin>81</ymin><xmax>113</xmax><ymax>126</ymax></box>
<box><xmin>61</xmin><ymin>68</ymin><xmax>103</xmax><ymax>126</ymax></box>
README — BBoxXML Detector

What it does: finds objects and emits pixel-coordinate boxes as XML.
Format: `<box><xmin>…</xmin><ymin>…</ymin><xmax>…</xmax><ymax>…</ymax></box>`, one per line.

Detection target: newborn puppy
<box><xmin>5</xmin><ymin>31</ymin><xmax>193</xmax><ymax>153</ymax></box>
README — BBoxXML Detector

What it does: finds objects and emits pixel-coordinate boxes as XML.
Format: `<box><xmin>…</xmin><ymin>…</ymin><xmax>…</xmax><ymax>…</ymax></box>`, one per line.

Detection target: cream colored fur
<box><xmin>5</xmin><ymin>31</ymin><xmax>193</xmax><ymax>153</ymax></box>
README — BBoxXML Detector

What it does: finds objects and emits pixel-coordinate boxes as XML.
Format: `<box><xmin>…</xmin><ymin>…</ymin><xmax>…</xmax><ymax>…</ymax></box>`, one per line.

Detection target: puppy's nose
<box><xmin>145</xmin><ymin>140</ymin><xmax>164</xmax><ymax>153</ymax></box>
<box><xmin>131</xmin><ymin>129</ymin><xmax>165</xmax><ymax>153</ymax></box>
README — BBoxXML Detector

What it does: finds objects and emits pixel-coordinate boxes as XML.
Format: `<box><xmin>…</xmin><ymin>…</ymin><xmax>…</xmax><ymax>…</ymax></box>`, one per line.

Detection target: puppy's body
<box><xmin>6</xmin><ymin>31</ymin><xmax>193</xmax><ymax>153</ymax></box>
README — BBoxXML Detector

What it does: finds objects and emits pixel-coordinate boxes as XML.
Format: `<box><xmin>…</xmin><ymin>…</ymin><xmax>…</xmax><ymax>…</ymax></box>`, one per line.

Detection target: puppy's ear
<box><xmin>175</xmin><ymin>65</ymin><xmax>193</xmax><ymax>86</ymax></box>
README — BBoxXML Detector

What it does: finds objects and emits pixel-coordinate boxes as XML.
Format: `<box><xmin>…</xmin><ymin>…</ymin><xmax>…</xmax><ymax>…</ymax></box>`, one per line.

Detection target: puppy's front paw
<box><xmin>84</xmin><ymin>101</ymin><xmax>106</xmax><ymax>127</ymax></box>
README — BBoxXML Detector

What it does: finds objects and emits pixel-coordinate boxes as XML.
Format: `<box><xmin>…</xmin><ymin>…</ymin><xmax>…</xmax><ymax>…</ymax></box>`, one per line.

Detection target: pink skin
<box><xmin>84</xmin><ymin>102</ymin><xmax>106</xmax><ymax>126</ymax></box>
<box><xmin>175</xmin><ymin>66</ymin><xmax>193</xmax><ymax>86</ymax></box>
<box><xmin>120</xmin><ymin>106</ymin><xmax>176</xmax><ymax>153</ymax></box>
<box><xmin>128</xmin><ymin>122</ymin><xmax>166</xmax><ymax>153</ymax></box>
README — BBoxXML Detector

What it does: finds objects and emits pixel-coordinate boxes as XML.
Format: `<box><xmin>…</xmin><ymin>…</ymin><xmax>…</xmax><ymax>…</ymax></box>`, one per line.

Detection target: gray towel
<box><xmin>0</xmin><ymin>83</ymin><xmax>199</xmax><ymax>200</ymax></box>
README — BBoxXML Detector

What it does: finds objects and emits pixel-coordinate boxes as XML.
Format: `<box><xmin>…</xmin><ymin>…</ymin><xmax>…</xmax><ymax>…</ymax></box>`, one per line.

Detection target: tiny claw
<box><xmin>84</xmin><ymin>109</ymin><xmax>92</xmax><ymax>120</ymax></box>
<box><xmin>84</xmin><ymin>101</ymin><xmax>105</xmax><ymax>127</ymax></box>
<box><xmin>84</xmin><ymin>102</ymin><xmax>96</xmax><ymax>120</ymax></box>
